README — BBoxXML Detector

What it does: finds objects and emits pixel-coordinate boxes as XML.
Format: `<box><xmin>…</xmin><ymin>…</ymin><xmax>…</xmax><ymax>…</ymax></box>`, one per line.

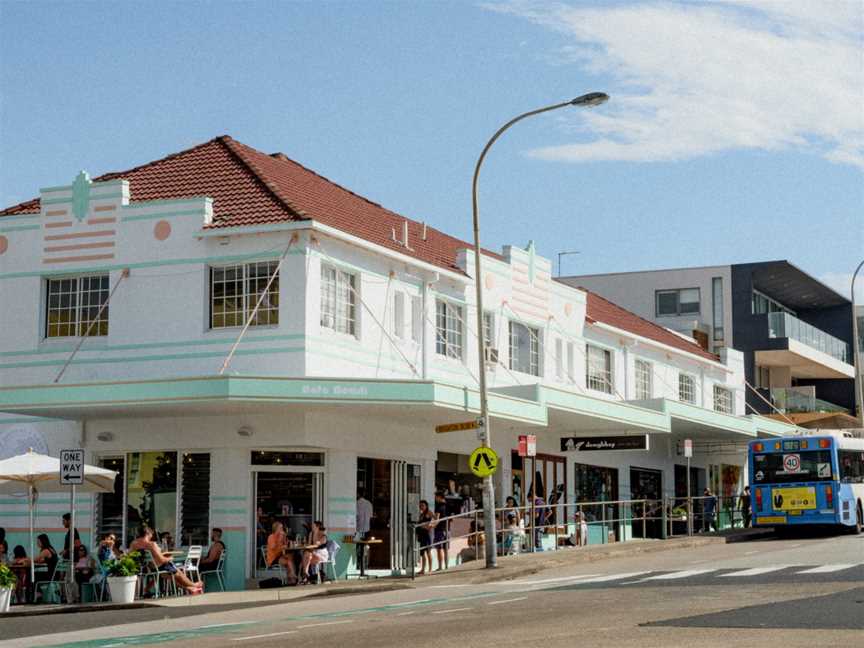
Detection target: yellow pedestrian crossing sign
<box><xmin>469</xmin><ymin>446</ymin><xmax>498</xmax><ymax>478</ymax></box>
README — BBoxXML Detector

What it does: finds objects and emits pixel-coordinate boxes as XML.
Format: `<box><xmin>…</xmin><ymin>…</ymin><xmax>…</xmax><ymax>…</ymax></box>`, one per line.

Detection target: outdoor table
<box><xmin>344</xmin><ymin>538</ymin><xmax>383</xmax><ymax>578</ymax></box>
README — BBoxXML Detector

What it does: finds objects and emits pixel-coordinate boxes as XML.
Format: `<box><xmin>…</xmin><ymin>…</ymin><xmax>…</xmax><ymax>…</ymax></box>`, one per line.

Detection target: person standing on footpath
<box><xmin>61</xmin><ymin>513</ymin><xmax>81</xmax><ymax>560</ymax></box>
<box><xmin>355</xmin><ymin>489</ymin><xmax>373</xmax><ymax>573</ymax></box>
<box><xmin>433</xmin><ymin>492</ymin><xmax>449</xmax><ymax>571</ymax></box>
<box><xmin>739</xmin><ymin>486</ymin><xmax>752</xmax><ymax>528</ymax></box>
<box><xmin>702</xmin><ymin>488</ymin><xmax>717</xmax><ymax>532</ymax></box>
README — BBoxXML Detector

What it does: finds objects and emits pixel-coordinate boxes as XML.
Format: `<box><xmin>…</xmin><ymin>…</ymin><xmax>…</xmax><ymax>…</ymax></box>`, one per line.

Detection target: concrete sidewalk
<box><xmin>2</xmin><ymin>532</ymin><xmax>745</xmax><ymax>616</ymax></box>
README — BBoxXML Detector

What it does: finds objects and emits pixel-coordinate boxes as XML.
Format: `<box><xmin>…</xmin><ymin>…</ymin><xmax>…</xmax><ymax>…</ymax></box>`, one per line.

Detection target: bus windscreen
<box><xmin>752</xmin><ymin>450</ymin><xmax>833</xmax><ymax>485</ymax></box>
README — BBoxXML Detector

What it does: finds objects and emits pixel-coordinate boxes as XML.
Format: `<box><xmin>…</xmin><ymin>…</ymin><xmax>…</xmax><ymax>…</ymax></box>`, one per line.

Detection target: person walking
<box><xmin>355</xmin><ymin>489</ymin><xmax>373</xmax><ymax>574</ymax></box>
<box><xmin>702</xmin><ymin>488</ymin><xmax>717</xmax><ymax>532</ymax></box>
<box><xmin>415</xmin><ymin>500</ymin><xmax>434</xmax><ymax>575</ymax></box>
<box><xmin>433</xmin><ymin>492</ymin><xmax>449</xmax><ymax>571</ymax></box>
<box><xmin>739</xmin><ymin>486</ymin><xmax>752</xmax><ymax>528</ymax></box>
<box><xmin>61</xmin><ymin>512</ymin><xmax>81</xmax><ymax>560</ymax></box>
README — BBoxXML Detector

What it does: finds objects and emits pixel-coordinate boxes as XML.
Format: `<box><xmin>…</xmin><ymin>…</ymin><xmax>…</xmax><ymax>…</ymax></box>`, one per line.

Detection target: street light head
<box><xmin>570</xmin><ymin>92</ymin><xmax>609</xmax><ymax>107</ymax></box>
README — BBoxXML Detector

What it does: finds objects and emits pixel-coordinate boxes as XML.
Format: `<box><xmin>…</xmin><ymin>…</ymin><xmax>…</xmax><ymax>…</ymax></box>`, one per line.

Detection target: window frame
<box><xmin>713</xmin><ymin>385</ymin><xmax>733</xmax><ymax>414</ymax></box>
<box><xmin>655</xmin><ymin>288</ymin><xmax>701</xmax><ymax>317</ymax></box>
<box><xmin>634</xmin><ymin>358</ymin><xmax>653</xmax><ymax>400</ymax></box>
<box><xmin>508</xmin><ymin>320</ymin><xmax>541</xmax><ymax>377</ymax></box>
<box><xmin>678</xmin><ymin>373</ymin><xmax>697</xmax><ymax>404</ymax></box>
<box><xmin>435</xmin><ymin>298</ymin><xmax>464</xmax><ymax>361</ymax></box>
<box><xmin>210</xmin><ymin>260</ymin><xmax>280</xmax><ymax>330</ymax></box>
<box><xmin>320</xmin><ymin>263</ymin><xmax>358</xmax><ymax>337</ymax></box>
<box><xmin>393</xmin><ymin>291</ymin><xmax>405</xmax><ymax>339</ymax></box>
<box><xmin>44</xmin><ymin>273</ymin><xmax>111</xmax><ymax>339</ymax></box>
<box><xmin>586</xmin><ymin>343</ymin><xmax>614</xmax><ymax>394</ymax></box>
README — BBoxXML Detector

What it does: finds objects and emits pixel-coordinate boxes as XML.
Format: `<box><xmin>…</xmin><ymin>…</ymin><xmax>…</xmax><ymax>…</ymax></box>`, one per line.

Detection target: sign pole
<box><xmin>686</xmin><ymin>455</ymin><xmax>692</xmax><ymax>537</ymax></box>
<box><xmin>68</xmin><ymin>483</ymin><xmax>76</xmax><ymax>587</ymax></box>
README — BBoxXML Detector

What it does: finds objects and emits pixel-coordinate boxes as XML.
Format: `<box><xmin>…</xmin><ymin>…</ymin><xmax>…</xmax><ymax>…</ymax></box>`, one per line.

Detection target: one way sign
<box><xmin>60</xmin><ymin>449</ymin><xmax>85</xmax><ymax>485</ymax></box>
<box><xmin>469</xmin><ymin>446</ymin><xmax>499</xmax><ymax>478</ymax></box>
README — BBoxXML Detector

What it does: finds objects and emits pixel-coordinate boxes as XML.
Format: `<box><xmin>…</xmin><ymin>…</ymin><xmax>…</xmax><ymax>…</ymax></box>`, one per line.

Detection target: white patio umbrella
<box><xmin>0</xmin><ymin>449</ymin><xmax>117</xmax><ymax>589</ymax></box>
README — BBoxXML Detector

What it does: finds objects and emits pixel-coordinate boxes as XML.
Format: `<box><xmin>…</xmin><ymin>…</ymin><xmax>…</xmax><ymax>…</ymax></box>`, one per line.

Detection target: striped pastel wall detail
<box><xmin>41</xmin><ymin>172</ymin><xmax>117</xmax><ymax>265</ymax></box>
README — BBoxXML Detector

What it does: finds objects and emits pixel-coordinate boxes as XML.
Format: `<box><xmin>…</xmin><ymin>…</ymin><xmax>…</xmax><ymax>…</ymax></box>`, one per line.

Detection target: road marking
<box><xmin>430</xmin><ymin>584</ymin><xmax>469</xmax><ymax>588</ymax></box>
<box><xmin>571</xmin><ymin>571</ymin><xmax>651</xmax><ymax>584</ymax></box>
<box><xmin>396</xmin><ymin>611</ymin><xmax>415</xmax><ymax>616</ymax></box>
<box><xmin>432</xmin><ymin>607</ymin><xmax>473</xmax><ymax>614</ymax></box>
<box><xmin>744</xmin><ymin>551</ymin><xmax>759</xmax><ymax>555</ymax></box>
<box><xmin>500</xmin><ymin>573</ymin><xmax>600</xmax><ymax>585</ymax></box>
<box><xmin>488</xmin><ymin>596</ymin><xmax>528</xmax><ymax>605</ymax></box>
<box><xmin>638</xmin><ymin>569</ymin><xmax>716</xmax><ymax>581</ymax></box>
<box><xmin>297</xmin><ymin>620</ymin><xmax>352</xmax><ymax>629</ymax></box>
<box><xmin>200</xmin><ymin>623</ymin><xmax>253</xmax><ymax>629</ymax></box>
<box><xmin>796</xmin><ymin>564</ymin><xmax>859</xmax><ymax>574</ymax></box>
<box><xmin>233</xmin><ymin>631</ymin><xmax>299</xmax><ymax>641</ymax></box>
<box><xmin>718</xmin><ymin>566</ymin><xmax>789</xmax><ymax>577</ymax></box>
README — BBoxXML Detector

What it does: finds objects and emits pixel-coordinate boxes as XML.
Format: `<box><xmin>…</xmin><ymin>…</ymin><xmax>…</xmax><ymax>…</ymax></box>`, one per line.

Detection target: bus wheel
<box><xmin>855</xmin><ymin>503</ymin><xmax>863</xmax><ymax>535</ymax></box>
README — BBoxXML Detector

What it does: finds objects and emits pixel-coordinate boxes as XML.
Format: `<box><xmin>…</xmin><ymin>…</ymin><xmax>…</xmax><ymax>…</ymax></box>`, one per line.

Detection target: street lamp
<box><xmin>471</xmin><ymin>92</ymin><xmax>609</xmax><ymax>568</ymax></box>
<box><xmin>852</xmin><ymin>260</ymin><xmax>864</xmax><ymax>427</ymax></box>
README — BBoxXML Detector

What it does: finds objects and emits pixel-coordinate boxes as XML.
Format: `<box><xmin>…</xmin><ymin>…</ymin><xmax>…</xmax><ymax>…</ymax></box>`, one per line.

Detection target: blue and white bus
<box><xmin>748</xmin><ymin>431</ymin><xmax>864</xmax><ymax>533</ymax></box>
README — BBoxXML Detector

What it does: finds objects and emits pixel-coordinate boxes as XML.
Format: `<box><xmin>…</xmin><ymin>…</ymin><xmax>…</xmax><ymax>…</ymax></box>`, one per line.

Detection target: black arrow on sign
<box><xmin>474</xmin><ymin>452</ymin><xmax>494</xmax><ymax>470</ymax></box>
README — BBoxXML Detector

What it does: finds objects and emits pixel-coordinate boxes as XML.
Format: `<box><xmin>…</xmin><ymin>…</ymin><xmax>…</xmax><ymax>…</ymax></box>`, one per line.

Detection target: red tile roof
<box><xmin>583</xmin><ymin>289</ymin><xmax>719</xmax><ymax>362</ymax></box>
<box><xmin>0</xmin><ymin>135</ymin><xmax>496</xmax><ymax>273</ymax></box>
<box><xmin>0</xmin><ymin>135</ymin><xmax>720</xmax><ymax>363</ymax></box>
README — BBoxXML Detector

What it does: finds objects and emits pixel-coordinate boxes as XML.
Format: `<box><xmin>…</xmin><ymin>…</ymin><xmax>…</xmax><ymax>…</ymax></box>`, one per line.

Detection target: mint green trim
<box><xmin>328</xmin><ymin>508</ymin><xmax>354</xmax><ymax>515</ymax></box>
<box><xmin>41</xmin><ymin>197</ymin><xmax>73</xmax><ymax>206</ymax></box>
<box><xmin>120</xmin><ymin>209</ymin><xmax>205</xmax><ymax>223</ymax></box>
<box><xmin>0</xmin><ymin>345</ymin><xmax>303</xmax><ymax>370</ymax></box>
<box><xmin>1</xmin><ymin>334</ymin><xmax>305</xmax><ymax>358</ymax></box>
<box><xmin>212</xmin><ymin>496</ymin><xmax>247</xmax><ymax>502</ymax></box>
<box><xmin>0</xmin><ymin>497</ymin><xmax>90</xmax><ymax>505</ymax></box>
<box><xmin>212</xmin><ymin>508</ymin><xmax>247</xmax><ymax>515</ymax></box>
<box><xmin>542</xmin><ymin>386</ymin><xmax>669</xmax><ymax>432</ymax></box>
<box><xmin>72</xmin><ymin>171</ymin><xmax>92</xmax><ymax>221</ymax></box>
<box><xmin>328</xmin><ymin>496</ymin><xmax>354</xmax><ymax>503</ymax></box>
<box><xmin>123</xmin><ymin>197</ymin><xmax>211</xmax><ymax>210</ymax></box>
<box><xmin>0</xmin><ymin>213</ymin><xmax>39</xmax><ymax>222</ymax></box>
<box><xmin>0</xmin><ymin>224</ymin><xmax>40</xmax><ymax>233</ymax></box>
<box><xmin>40</xmin><ymin>184</ymin><xmax>72</xmax><ymax>193</ymax></box>
<box><xmin>0</xmin><ymin>249</ymin><xmax>293</xmax><ymax>280</ymax></box>
<box><xmin>313</xmin><ymin>249</ymin><xmax>421</xmax><ymax>286</ymax></box>
<box><xmin>88</xmin><ymin>192</ymin><xmax>124</xmax><ymax>201</ymax></box>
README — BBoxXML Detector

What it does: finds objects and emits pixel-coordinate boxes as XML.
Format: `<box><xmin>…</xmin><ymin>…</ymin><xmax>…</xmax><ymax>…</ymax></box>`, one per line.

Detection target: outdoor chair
<box><xmin>260</xmin><ymin>546</ymin><xmax>288</xmax><ymax>584</ymax></box>
<box><xmin>36</xmin><ymin>559</ymin><xmax>69</xmax><ymax>604</ymax></box>
<box><xmin>317</xmin><ymin>540</ymin><xmax>339</xmax><ymax>583</ymax></box>
<box><xmin>81</xmin><ymin>556</ymin><xmax>109</xmax><ymax>603</ymax></box>
<box><xmin>183</xmin><ymin>545</ymin><xmax>203</xmax><ymax>583</ymax></box>
<box><xmin>139</xmin><ymin>551</ymin><xmax>178</xmax><ymax>598</ymax></box>
<box><xmin>200</xmin><ymin>549</ymin><xmax>226</xmax><ymax>592</ymax></box>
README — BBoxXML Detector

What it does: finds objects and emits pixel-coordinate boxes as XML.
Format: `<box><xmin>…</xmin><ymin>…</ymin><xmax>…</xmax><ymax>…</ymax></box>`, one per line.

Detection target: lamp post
<box><xmin>471</xmin><ymin>92</ymin><xmax>609</xmax><ymax>567</ymax></box>
<box><xmin>852</xmin><ymin>259</ymin><xmax>864</xmax><ymax>427</ymax></box>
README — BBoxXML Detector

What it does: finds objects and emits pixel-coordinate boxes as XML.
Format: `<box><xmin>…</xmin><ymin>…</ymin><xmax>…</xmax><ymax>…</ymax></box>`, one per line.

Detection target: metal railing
<box><xmin>768</xmin><ymin>312</ymin><xmax>850</xmax><ymax>364</ymax></box>
<box><xmin>770</xmin><ymin>386</ymin><xmax>848</xmax><ymax>414</ymax></box>
<box><xmin>406</xmin><ymin>495</ymin><xmax>753</xmax><ymax>578</ymax></box>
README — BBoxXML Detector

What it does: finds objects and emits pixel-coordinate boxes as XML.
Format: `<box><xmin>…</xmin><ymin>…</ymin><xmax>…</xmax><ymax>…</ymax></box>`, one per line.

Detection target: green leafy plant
<box><xmin>105</xmin><ymin>551</ymin><xmax>141</xmax><ymax>578</ymax></box>
<box><xmin>0</xmin><ymin>563</ymin><xmax>16</xmax><ymax>589</ymax></box>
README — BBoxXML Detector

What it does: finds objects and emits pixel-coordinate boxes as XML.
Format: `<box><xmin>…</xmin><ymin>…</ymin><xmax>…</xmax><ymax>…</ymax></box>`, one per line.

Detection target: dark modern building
<box><xmin>560</xmin><ymin>260</ymin><xmax>857</xmax><ymax>423</ymax></box>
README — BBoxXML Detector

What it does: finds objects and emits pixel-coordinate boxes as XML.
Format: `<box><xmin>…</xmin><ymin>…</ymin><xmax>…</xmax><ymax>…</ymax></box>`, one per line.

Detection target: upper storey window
<box><xmin>509</xmin><ymin>321</ymin><xmax>540</xmax><ymax>376</ymax></box>
<box><xmin>45</xmin><ymin>275</ymin><xmax>110</xmax><ymax>338</ymax></box>
<box><xmin>679</xmin><ymin>373</ymin><xmax>697</xmax><ymax>404</ymax></box>
<box><xmin>211</xmin><ymin>261</ymin><xmax>280</xmax><ymax>329</ymax></box>
<box><xmin>656</xmin><ymin>288</ymin><xmax>700</xmax><ymax>317</ymax></box>
<box><xmin>435</xmin><ymin>299</ymin><xmax>463</xmax><ymax>360</ymax></box>
<box><xmin>586</xmin><ymin>344</ymin><xmax>613</xmax><ymax>394</ymax></box>
<box><xmin>320</xmin><ymin>264</ymin><xmax>356</xmax><ymax>335</ymax></box>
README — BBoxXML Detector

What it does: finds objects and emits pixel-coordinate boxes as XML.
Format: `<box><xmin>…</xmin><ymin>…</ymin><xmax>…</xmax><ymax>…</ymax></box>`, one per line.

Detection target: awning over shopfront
<box><xmin>0</xmin><ymin>376</ymin><xmax>800</xmax><ymax>440</ymax></box>
<box><xmin>0</xmin><ymin>375</ymin><xmax>548</xmax><ymax>427</ymax></box>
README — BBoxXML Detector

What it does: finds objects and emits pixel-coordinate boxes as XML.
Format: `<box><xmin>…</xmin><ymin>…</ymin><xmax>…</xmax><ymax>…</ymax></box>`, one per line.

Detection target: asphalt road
<box><xmin>4</xmin><ymin>529</ymin><xmax>863</xmax><ymax>648</ymax></box>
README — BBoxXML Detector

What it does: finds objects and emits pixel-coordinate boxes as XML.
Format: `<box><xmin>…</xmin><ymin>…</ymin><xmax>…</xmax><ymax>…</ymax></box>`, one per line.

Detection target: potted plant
<box><xmin>0</xmin><ymin>563</ymin><xmax>16</xmax><ymax>613</ymax></box>
<box><xmin>105</xmin><ymin>551</ymin><xmax>141</xmax><ymax>604</ymax></box>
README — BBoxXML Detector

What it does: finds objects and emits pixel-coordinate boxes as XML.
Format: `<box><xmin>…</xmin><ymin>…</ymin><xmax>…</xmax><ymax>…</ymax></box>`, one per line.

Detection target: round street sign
<box><xmin>469</xmin><ymin>446</ymin><xmax>499</xmax><ymax>478</ymax></box>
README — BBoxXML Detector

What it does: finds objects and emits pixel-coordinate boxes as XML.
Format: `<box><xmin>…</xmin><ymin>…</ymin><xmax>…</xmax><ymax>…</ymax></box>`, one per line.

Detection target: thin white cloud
<box><xmin>489</xmin><ymin>1</ymin><xmax>864</xmax><ymax>168</ymax></box>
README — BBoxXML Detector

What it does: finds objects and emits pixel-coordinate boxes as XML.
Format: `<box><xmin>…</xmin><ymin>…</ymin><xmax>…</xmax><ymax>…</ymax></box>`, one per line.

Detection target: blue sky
<box><xmin>1</xmin><ymin>1</ymin><xmax>862</xmax><ymax>296</ymax></box>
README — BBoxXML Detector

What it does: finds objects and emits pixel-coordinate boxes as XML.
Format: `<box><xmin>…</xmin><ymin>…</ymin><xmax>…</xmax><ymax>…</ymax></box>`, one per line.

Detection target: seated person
<box><xmin>0</xmin><ymin>539</ymin><xmax>8</xmax><ymax>565</ymax></box>
<box><xmin>299</xmin><ymin>520</ymin><xmax>328</xmax><ymax>585</ymax></box>
<box><xmin>96</xmin><ymin>533</ymin><xmax>121</xmax><ymax>563</ymax></box>
<box><xmin>266</xmin><ymin>521</ymin><xmax>297</xmax><ymax>584</ymax></box>
<box><xmin>33</xmin><ymin>534</ymin><xmax>59</xmax><ymax>583</ymax></box>
<box><xmin>129</xmin><ymin>525</ymin><xmax>201</xmax><ymax>595</ymax></box>
<box><xmin>74</xmin><ymin>544</ymin><xmax>94</xmax><ymax>584</ymax></box>
<box><xmin>10</xmin><ymin>545</ymin><xmax>30</xmax><ymax>603</ymax></box>
<box><xmin>199</xmin><ymin>527</ymin><xmax>226</xmax><ymax>572</ymax></box>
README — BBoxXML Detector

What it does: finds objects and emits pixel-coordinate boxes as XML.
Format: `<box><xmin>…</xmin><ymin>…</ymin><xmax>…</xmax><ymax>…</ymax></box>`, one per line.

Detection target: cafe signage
<box><xmin>560</xmin><ymin>435</ymin><xmax>649</xmax><ymax>452</ymax></box>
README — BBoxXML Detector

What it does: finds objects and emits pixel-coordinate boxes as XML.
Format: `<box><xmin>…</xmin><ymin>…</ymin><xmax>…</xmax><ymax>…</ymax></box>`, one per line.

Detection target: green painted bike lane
<box><xmin>41</xmin><ymin>592</ymin><xmax>502</xmax><ymax>648</ymax></box>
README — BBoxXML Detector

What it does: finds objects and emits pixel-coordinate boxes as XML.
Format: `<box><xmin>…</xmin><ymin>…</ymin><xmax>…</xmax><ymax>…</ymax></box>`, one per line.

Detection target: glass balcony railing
<box><xmin>767</xmin><ymin>312</ymin><xmax>850</xmax><ymax>364</ymax></box>
<box><xmin>770</xmin><ymin>386</ymin><xmax>848</xmax><ymax>414</ymax></box>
